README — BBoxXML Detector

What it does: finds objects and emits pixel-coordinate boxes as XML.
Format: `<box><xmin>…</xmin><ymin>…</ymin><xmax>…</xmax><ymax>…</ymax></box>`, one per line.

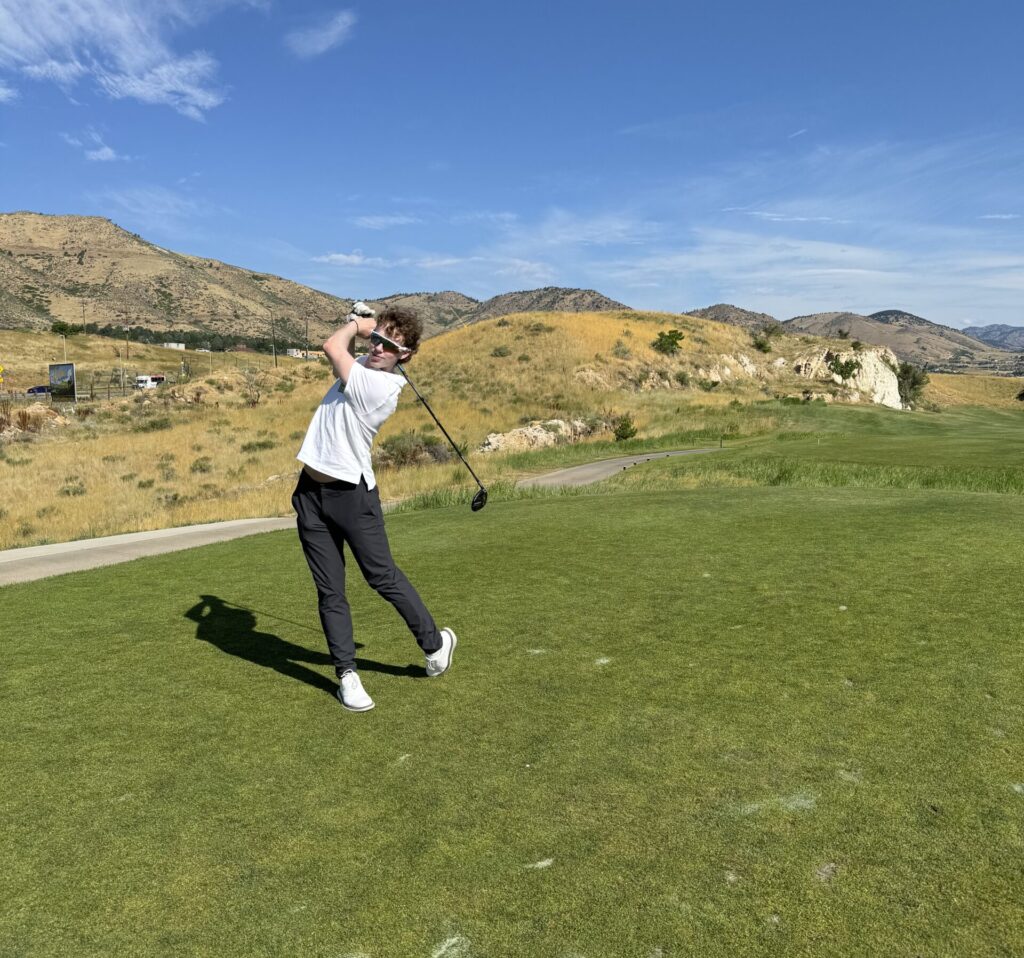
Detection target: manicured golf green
<box><xmin>3</xmin><ymin>479</ymin><xmax>1023</xmax><ymax>956</ymax></box>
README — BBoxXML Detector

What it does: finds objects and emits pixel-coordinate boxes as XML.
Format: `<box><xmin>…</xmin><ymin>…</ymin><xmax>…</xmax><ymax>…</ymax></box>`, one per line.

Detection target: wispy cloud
<box><xmin>788</xmin><ymin>128</ymin><xmax>807</xmax><ymax>139</ymax></box>
<box><xmin>0</xmin><ymin>79</ymin><xmax>17</xmax><ymax>102</ymax></box>
<box><xmin>979</xmin><ymin>213</ymin><xmax>1020</xmax><ymax>220</ymax></box>
<box><xmin>88</xmin><ymin>185</ymin><xmax>213</xmax><ymax>239</ymax></box>
<box><xmin>314</xmin><ymin>250</ymin><xmax>393</xmax><ymax>268</ymax></box>
<box><xmin>61</xmin><ymin>128</ymin><xmax>130</xmax><ymax>161</ymax></box>
<box><xmin>285</xmin><ymin>9</ymin><xmax>356</xmax><ymax>58</ymax></box>
<box><xmin>350</xmin><ymin>214</ymin><xmax>422</xmax><ymax>230</ymax></box>
<box><xmin>0</xmin><ymin>0</ymin><xmax>258</xmax><ymax>118</ymax></box>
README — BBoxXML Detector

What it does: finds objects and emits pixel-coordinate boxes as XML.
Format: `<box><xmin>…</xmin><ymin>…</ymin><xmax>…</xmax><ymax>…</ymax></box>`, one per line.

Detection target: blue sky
<box><xmin>1</xmin><ymin>0</ymin><xmax>1023</xmax><ymax>327</ymax></box>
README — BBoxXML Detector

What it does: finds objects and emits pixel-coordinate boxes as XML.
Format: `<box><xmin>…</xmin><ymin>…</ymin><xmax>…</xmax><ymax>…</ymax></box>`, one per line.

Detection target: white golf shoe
<box><xmin>425</xmin><ymin>628</ymin><xmax>457</xmax><ymax>677</ymax></box>
<box><xmin>337</xmin><ymin>670</ymin><xmax>374</xmax><ymax>711</ymax></box>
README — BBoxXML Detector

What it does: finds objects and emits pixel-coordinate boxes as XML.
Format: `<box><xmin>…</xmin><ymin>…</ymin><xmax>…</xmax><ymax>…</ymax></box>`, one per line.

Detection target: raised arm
<box><xmin>323</xmin><ymin>314</ymin><xmax>376</xmax><ymax>384</ymax></box>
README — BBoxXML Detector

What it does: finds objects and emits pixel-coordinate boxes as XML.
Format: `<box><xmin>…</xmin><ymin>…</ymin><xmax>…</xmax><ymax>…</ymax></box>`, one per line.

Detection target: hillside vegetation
<box><xmin>1</xmin><ymin>310</ymin><xmax>1021</xmax><ymax>550</ymax></box>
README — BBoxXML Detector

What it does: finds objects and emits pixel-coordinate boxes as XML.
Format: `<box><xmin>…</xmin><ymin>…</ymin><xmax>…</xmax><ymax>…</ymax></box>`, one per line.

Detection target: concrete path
<box><xmin>516</xmin><ymin>447</ymin><xmax>716</xmax><ymax>488</ymax></box>
<box><xmin>0</xmin><ymin>448</ymin><xmax>715</xmax><ymax>586</ymax></box>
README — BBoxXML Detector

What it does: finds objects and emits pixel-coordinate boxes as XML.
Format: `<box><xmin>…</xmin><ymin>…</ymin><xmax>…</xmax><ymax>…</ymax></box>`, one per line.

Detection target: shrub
<box><xmin>674</xmin><ymin>371</ymin><xmax>691</xmax><ymax>387</ymax></box>
<box><xmin>612</xmin><ymin>340</ymin><xmax>632</xmax><ymax>359</ymax></box>
<box><xmin>837</xmin><ymin>328</ymin><xmax>850</xmax><ymax>339</ymax></box>
<box><xmin>896</xmin><ymin>363</ymin><xmax>930</xmax><ymax>406</ymax></box>
<box><xmin>491</xmin><ymin>345</ymin><xmax>511</xmax><ymax>358</ymax></box>
<box><xmin>275</xmin><ymin>379</ymin><xmax>296</xmax><ymax>393</ymax></box>
<box><xmin>191</xmin><ymin>457</ymin><xmax>213</xmax><ymax>474</ymax></box>
<box><xmin>137</xmin><ymin>478</ymin><xmax>155</xmax><ymax>489</ymax></box>
<box><xmin>827</xmin><ymin>354</ymin><xmax>861</xmax><ymax>381</ymax></box>
<box><xmin>518</xmin><ymin>354</ymin><xmax>531</xmax><ymax>363</ymax></box>
<box><xmin>376</xmin><ymin>431</ymin><xmax>451</xmax><ymax>468</ymax></box>
<box><xmin>134</xmin><ymin>416</ymin><xmax>172</xmax><ymax>432</ymax></box>
<box><xmin>0</xmin><ymin>398</ymin><xmax>11</xmax><ymax>430</ymax></box>
<box><xmin>240</xmin><ymin>438</ymin><xmax>276</xmax><ymax>452</ymax></box>
<box><xmin>525</xmin><ymin>322</ymin><xmax>555</xmax><ymax>334</ymax></box>
<box><xmin>697</xmin><ymin>379</ymin><xmax>719</xmax><ymax>391</ymax></box>
<box><xmin>613</xmin><ymin>414</ymin><xmax>638</xmax><ymax>442</ymax></box>
<box><xmin>58</xmin><ymin>475</ymin><xmax>86</xmax><ymax>497</ymax></box>
<box><xmin>289</xmin><ymin>430</ymin><xmax>304</xmax><ymax>440</ymax></box>
<box><xmin>1017</xmin><ymin>388</ymin><xmax>1024</xmax><ymax>402</ymax></box>
<box><xmin>119</xmin><ymin>473</ymin><xmax>137</xmax><ymax>482</ymax></box>
<box><xmin>651</xmin><ymin>329</ymin><xmax>685</xmax><ymax>355</ymax></box>
<box><xmin>496</xmin><ymin>318</ymin><xmax>511</xmax><ymax>327</ymax></box>
<box><xmin>751</xmin><ymin>333</ymin><xmax>772</xmax><ymax>353</ymax></box>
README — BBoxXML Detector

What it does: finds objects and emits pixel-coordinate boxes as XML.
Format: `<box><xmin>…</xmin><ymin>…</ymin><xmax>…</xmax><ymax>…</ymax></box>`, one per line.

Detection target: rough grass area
<box><xmin>3</xmin><ymin>487</ymin><xmax>1023</xmax><ymax>957</ymax></box>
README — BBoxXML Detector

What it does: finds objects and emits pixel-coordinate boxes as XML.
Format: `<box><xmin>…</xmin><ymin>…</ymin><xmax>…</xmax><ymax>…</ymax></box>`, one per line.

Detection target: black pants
<box><xmin>292</xmin><ymin>470</ymin><xmax>441</xmax><ymax>676</ymax></box>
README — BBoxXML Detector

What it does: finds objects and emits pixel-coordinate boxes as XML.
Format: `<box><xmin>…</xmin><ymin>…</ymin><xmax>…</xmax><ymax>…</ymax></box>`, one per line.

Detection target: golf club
<box><xmin>396</xmin><ymin>363</ymin><xmax>488</xmax><ymax>511</ymax></box>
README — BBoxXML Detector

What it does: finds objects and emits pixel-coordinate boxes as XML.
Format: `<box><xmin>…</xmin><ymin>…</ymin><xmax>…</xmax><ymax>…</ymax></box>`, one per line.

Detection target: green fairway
<box><xmin>4</xmin><ymin>480</ymin><xmax>1024</xmax><ymax>955</ymax></box>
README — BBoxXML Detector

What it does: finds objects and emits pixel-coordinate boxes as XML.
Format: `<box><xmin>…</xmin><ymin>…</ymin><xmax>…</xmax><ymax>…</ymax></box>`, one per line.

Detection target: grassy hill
<box><xmin>1</xmin><ymin>311</ymin><xmax>1021</xmax><ymax>550</ymax></box>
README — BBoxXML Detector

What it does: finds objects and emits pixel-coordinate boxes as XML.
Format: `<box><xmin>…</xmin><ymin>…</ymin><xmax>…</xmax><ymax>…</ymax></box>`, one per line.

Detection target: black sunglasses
<box><xmin>369</xmin><ymin>330</ymin><xmax>406</xmax><ymax>354</ymax></box>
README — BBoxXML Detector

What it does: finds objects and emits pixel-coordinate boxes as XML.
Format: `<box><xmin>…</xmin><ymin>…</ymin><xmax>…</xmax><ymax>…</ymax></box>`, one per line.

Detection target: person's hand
<box><xmin>346</xmin><ymin>301</ymin><xmax>376</xmax><ymax>338</ymax></box>
<box><xmin>347</xmin><ymin>314</ymin><xmax>376</xmax><ymax>338</ymax></box>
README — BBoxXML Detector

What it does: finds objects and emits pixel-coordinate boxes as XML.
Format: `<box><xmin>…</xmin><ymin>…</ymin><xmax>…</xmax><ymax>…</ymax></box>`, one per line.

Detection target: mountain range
<box><xmin>1</xmin><ymin>211</ymin><xmax>1021</xmax><ymax>373</ymax></box>
<box><xmin>0</xmin><ymin>212</ymin><xmax>626</xmax><ymax>342</ymax></box>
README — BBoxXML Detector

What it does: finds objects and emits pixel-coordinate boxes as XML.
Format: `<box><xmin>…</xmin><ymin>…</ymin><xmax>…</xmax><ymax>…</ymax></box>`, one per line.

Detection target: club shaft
<box><xmin>397</xmin><ymin>364</ymin><xmax>486</xmax><ymax>491</ymax></box>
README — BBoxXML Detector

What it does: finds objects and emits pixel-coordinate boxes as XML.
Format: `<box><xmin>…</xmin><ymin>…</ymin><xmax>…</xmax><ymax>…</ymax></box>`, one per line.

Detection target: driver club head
<box><xmin>471</xmin><ymin>488</ymin><xmax>488</xmax><ymax>512</ymax></box>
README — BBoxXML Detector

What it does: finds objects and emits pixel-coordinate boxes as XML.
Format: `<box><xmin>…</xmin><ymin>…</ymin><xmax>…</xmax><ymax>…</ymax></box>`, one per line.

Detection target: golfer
<box><xmin>292</xmin><ymin>303</ymin><xmax>456</xmax><ymax>712</ymax></box>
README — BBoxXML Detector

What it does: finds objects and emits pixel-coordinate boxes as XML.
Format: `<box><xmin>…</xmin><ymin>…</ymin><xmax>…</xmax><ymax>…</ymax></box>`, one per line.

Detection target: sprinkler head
<box><xmin>471</xmin><ymin>488</ymin><xmax>488</xmax><ymax>512</ymax></box>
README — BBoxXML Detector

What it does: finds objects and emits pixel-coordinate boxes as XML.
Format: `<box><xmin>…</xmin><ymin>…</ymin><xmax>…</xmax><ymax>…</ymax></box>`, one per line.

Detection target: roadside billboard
<box><xmin>48</xmin><ymin>362</ymin><xmax>76</xmax><ymax>401</ymax></box>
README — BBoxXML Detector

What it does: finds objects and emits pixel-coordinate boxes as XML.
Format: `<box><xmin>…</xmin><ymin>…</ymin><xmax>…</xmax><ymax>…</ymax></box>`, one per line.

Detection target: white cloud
<box><xmin>61</xmin><ymin>127</ymin><xmax>129</xmax><ymax>161</ymax></box>
<box><xmin>89</xmin><ymin>185</ymin><xmax>208</xmax><ymax>237</ymax></box>
<box><xmin>0</xmin><ymin>0</ymin><xmax>256</xmax><ymax>118</ymax></box>
<box><xmin>788</xmin><ymin>128</ymin><xmax>808</xmax><ymax>139</ymax></box>
<box><xmin>350</xmin><ymin>214</ymin><xmax>422</xmax><ymax>229</ymax></box>
<box><xmin>285</xmin><ymin>10</ymin><xmax>356</xmax><ymax>58</ymax></box>
<box><xmin>314</xmin><ymin>250</ymin><xmax>393</xmax><ymax>268</ymax></box>
<box><xmin>979</xmin><ymin>213</ymin><xmax>1020</xmax><ymax>220</ymax></box>
<box><xmin>0</xmin><ymin>79</ymin><xmax>17</xmax><ymax>101</ymax></box>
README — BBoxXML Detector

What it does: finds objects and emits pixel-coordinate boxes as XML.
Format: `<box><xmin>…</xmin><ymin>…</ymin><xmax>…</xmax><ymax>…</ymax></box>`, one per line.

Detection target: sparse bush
<box><xmin>675</xmin><ymin>370</ymin><xmax>691</xmax><ymax>387</ymax></box>
<box><xmin>241</xmin><ymin>367</ymin><xmax>267</xmax><ymax>406</ymax></box>
<box><xmin>137</xmin><ymin>478</ymin><xmax>155</xmax><ymax>489</ymax></box>
<box><xmin>134</xmin><ymin>416</ymin><xmax>172</xmax><ymax>433</ymax></box>
<box><xmin>190</xmin><ymin>457</ymin><xmax>214</xmax><ymax>474</ymax></box>
<box><xmin>119</xmin><ymin>473</ymin><xmax>137</xmax><ymax>482</ymax></box>
<box><xmin>837</xmin><ymin>328</ymin><xmax>850</xmax><ymax>339</ymax></box>
<box><xmin>518</xmin><ymin>354</ymin><xmax>531</xmax><ymax>363</ymax></box>
<box><xmin>851</xmin><ymin>340</ymin><xmax>863</xmax><ymax>352</ymax></box>
<box><xmin>101</xmin><ymin>454</ymin><xmax>125</xmax><ymax>463</ymax></box>
<box><xmin>58</xmin><ymin>475</ymin><xmax>86</xmax><ymax>497</ymax></box>
<box><xmin>651</xmin><ymin>329</ymin><xmax>685</xmax><ymax>355</ymax></box>
<box><xmin>496</xmin><ymin>318</ymin><xmax>511</xmax><ymax>327</ymax></box>
<box><xmin>0</xmin><ymin>398</ymin><xmax>11</xmax><ymax>430</ymax></box>
<box><xmin>612</xmin><ymin>340</ymin><xmax>632</xmax><ymax>359</ymax></box>
<box><xmin>240</xmin><ymin>438</ymin><xmax>276</xmax><ymax>452</ymax></box>
<box><xmin>751</xmin><ymin>333</ymin><xmax>772</xmax><ymax>353</ymax></box>
<box><xmin>275</xmin><ymin>379</ymin><xmax>296</xmax><ymax>393</ymax></box>
<box><xmin>896</xmin><ymin>362</ymin><xmax>930</xmax><ymax>406</ymax></box>
<box><xmin>491</xmin><ymin>346</ymin><xmax>512</xmax><ymax>358</ymax></box>
<box><xmin>697</xmin><ymin>379</ymin><xmax>719</xmax><ymax>391</ymax></box>
<box><xmin>375</xmin><ymin>431</ymin><xmax>452</xmax><ymax>468</ymax></box>
<box><xmin>36</xmin><ymin>506</ymin><xmax>56</xmax><ymax>518</ymax></box>
<box><xmin>613</xmin><ymin>414</ymin><xmax>638</xmax><ymax>442</ymax></box>
<box><xmin>1016</xmin><ymin>388</ymin><xmax>1024</xmax><ymax>402</ymax></box>
<box><xmin>525</xmin><ymin>322</ymin><xmax>555</xmax><ymax>334</ymax></box>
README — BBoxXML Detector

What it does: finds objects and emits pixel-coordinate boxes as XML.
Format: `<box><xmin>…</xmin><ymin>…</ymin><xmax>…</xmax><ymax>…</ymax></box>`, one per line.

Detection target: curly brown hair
<box><xmin>377</xmin><ymin>306</ymin><xmax>423</xmax><ymax>355</ymax></box>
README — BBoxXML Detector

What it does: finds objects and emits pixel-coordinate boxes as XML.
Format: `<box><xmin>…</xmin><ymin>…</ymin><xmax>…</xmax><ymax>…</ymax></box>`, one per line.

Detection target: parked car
<box><xmin>26</xmin><ymin>385</ymin><xmax>51</xmax><ymax>395</ymax></box>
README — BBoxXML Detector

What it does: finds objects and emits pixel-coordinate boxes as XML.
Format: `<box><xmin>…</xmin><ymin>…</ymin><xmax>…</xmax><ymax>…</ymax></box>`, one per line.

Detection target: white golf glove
<box><xmin>347</xmin><ymin>301</ymin><xmax>376</xmax><ymax>322</ymax></box>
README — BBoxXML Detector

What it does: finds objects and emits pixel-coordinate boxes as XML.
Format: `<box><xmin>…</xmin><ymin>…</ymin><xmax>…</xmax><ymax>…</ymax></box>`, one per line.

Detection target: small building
<box><xmin>162</xmin><ymin>342</ymin><xmax>186</xmax><ymax>350</ymax></box>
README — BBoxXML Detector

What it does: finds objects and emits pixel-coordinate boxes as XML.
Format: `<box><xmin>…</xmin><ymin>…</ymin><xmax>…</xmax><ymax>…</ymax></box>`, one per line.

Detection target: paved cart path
<box><xmin>0</xmin><ymin>448</ymin><xmax>716</xmax><ymax>585</ymax></box>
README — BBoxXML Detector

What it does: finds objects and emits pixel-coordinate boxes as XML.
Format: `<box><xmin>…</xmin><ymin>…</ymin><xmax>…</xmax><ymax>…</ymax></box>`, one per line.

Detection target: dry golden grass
<box><xmin>6</xmin><ymin>312</ymin><xmax>1011</xmax><ymax>550</ymax></box>
<box><xmin>924</xmin><ymin>372</ymin><xmax>1024</xmax><ymax>408</ymax></box>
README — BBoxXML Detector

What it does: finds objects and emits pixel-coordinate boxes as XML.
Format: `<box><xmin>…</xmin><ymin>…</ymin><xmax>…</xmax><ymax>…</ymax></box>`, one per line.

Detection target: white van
<box><xmin>134</xmin><ymin>375</ymin><xmax>166</xmax><ymax>390</ymax></box>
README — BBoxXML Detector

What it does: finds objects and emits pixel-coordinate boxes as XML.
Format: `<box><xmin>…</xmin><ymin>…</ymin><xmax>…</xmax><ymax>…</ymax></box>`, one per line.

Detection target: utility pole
<box><xmin>270</xmin><ymin>310</ymin><xmax>278</xmax><ymax>368</ymax></box>
<box><xmin>305</xmin><ymin>316</ymin><xmax>309</xmax><ymax>360</ymax></box>
<box><xmin>81</xmin><ymin>301</ymin><xmax>86</xmax><ymax>334</ymax></box>
<box><xmin>61</xmin><ymin>334</ymin><xmax>67</xmax><ymax>362</ymax></box>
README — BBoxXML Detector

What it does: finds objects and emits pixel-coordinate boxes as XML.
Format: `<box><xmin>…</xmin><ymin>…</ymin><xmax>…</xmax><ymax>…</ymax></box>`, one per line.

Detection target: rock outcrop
<box><xmin>479</xmin><ymin>418</ymin><xmax>598</xmax><ymax>453</ymax></box>
<box><xmin>793</xmin><ymin>347</ymin><xmax>902</xmax><ymax>409</ymax></box>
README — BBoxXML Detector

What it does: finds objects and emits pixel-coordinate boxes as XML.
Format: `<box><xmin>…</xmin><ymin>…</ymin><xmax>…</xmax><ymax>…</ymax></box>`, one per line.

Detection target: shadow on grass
<box><xmin>185</xmin><ymin>594</ymin><xmax>422</xmax><ymax>697</ymax></box>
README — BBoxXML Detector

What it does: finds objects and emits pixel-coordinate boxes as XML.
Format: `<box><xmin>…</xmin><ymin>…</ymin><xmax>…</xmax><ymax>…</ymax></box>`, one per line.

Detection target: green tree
<box><xmin>896</xmin><ymin>362</ymin><xmax>930</xmax><ymax>406</ymax></box>
<box><xmin>651</xmin><ymin>329</ymin><xmax>684</xmax><ymax>355</ymax></box>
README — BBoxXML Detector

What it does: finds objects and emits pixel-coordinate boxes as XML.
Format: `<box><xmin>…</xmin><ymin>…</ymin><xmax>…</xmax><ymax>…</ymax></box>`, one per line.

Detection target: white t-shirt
<box><xmin>296</xmin><ymin>357</ymin><xmax>405</xmax><ymax>489</ymax></box>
